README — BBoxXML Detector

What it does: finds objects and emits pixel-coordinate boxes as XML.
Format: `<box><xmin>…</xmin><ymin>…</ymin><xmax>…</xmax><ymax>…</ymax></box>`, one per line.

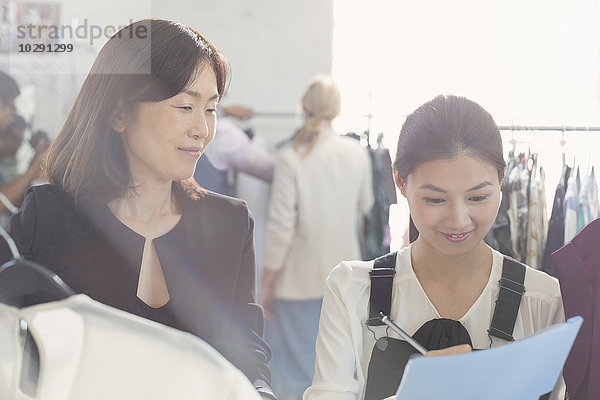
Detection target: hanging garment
<box><xmin>588</xmin><ymin>167</ymin><xmax>599</xmax><ymax>220</ymax></box>
<box><xmin>577</xmin><ymin>168</ymin><xmax>599</xmax><ymax>231</ymax></box>
<box><xmin>542</xmin><ymin>183</ymin><xmax>566</xmax><ymax>277</ymax></box>
<box><xmin>507</xmin><ymin>157</ymin><xmax>530</xmax><ymax>262</ymax></box>
<box><xmin>552</xmin><ymin>217</ymin><xmax>600</xmax><ymax>400</ymax></box>
<box><xmin>517</xmin><ymin>157</ymin><xmax>531</xmax><ymax>262</ymax></box>
<box><xmin>0</xmin><ymin>295</ymin><xmax>262</xmax><ymax>400</ymax></box>
<box><xmin>564</xmin><ymin>167</ymin><xmax>581</xmax><ymax>244</ymax></box>
<box><xmin>507</xmin><ymin>161</ymin><xmax>520</xmax><ymax>260</ymax></box>
<box><xmin>486</xmin><ymin>158</ymin><xmax>516</xmax><ymax>257</ymax></box>
<box><xmin>364</xmin><ymin>144</ymin><xmax>397</xmax><ymax>260</ymax></box>
<box><xmin>526</xmin><ymin>163</ymin><xmax>547</xmax><ymax>269</ymax></box>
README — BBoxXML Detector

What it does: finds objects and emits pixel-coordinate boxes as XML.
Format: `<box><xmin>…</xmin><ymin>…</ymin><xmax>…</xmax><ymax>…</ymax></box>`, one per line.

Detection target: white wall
<box><xmin>1</xmin><ymin>0</ymin><xmax>334</xmax><ymax>147</ymax></box>
<box><xmin>152</xmin><ymin>0</ymin><xmax>334</xmax><ymax>145</ymax></box>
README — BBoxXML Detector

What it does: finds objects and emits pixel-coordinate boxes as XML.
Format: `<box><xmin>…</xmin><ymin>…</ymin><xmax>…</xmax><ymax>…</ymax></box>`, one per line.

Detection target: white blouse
<box><xmin>304</xmin><ymin>245</ymin><xmax>565</xmax><ymax>400</ymax></box>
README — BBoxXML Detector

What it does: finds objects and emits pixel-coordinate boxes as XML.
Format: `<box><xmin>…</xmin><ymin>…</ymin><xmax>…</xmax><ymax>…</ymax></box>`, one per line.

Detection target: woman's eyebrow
<box><xmin>418</xmin><ymin>181</ymin><xmax>493</xmax><ymax>193</ymax></box>
<box><xmin>467</xmin><ymin>181</ymin><xmax>493</xmax><ymax>191</ymax></box>
<box><xmin>418</xmin><ymin>184</ymin><xmax>446</xmax><ymax>193</ymax></box>
<box><xmin>182</xmin><ymin>90</ymin><xmax>219</xmax><ymax>101</ymax></box>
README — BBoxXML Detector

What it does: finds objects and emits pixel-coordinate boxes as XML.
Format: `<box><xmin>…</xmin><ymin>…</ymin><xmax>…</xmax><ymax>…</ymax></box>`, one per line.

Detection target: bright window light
<box><xmin>333</xmin><ymin>0</ymin><xmax>600</xmax><ymax>247</ymax></box>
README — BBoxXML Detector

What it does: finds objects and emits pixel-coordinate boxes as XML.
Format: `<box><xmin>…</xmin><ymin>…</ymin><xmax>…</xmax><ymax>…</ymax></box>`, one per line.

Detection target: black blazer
<box><xmin>0</xmin><ymin>184</ymin><xmax>273</xmax><ymax>397</ymax></box>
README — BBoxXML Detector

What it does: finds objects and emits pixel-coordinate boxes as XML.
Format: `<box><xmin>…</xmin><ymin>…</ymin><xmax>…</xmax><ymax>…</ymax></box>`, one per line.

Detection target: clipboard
<box><xmin>395</xmin><ymin>316</ymin><xmax>583</xmax><ymax>399</ymax></box>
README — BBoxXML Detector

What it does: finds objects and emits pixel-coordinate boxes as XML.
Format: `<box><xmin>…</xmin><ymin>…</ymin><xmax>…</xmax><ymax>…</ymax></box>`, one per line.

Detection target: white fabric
<box><xmin>304</xmin><ymin>245</ymin><xmax>565</xmax><ymax>400</ymax></box>
<box><xmin>578</xmin><ymin>167</ymin><xmax>599</xmax><ymax>227</ymax></box>
<box><xmin>0</xmin><ymin>295</ymin><xmax>261</xmax><ymax>400</ymax></box>
<box><xmin>563</xmin><ymin>167</ymin><xmax>580</xmax><ymax>245</ymax></box>
<box><xmin>263</xmin><ymin>130</ymin><xmax>373</xmax><ymax>299</ymax></box>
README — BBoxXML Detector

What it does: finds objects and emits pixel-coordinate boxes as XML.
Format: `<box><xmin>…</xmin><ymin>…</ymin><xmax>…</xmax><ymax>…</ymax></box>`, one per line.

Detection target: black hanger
<box><xmin>0</xmin><ymin>258</ymin><xmax>75</xmax><ymax>307</ymax></box>
<box><xmin>0</xmin><ymin>225</ymin><xmax>74</xmax><ymax>308</ymax></box>
<box><xmin>0</xmin><ymin>261</ymin><xmax>74</xmax><ymax>397</ymax></box>
<box><xmin>0</xmin><ymin>227</ymin><xmax>75</xmax><ymax>396</ymax></box>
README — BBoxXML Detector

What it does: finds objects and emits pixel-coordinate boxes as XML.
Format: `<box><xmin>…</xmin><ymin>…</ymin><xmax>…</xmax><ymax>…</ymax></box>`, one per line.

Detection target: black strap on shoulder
<box><xmin>367</xmin><ymin>252</ymin><xmax>397</xmax><ymax>326</ymax></box>
<box><xmin>488</xmin><ymin>256</ymin><xmax>526</xmax><ymax>342</ymax></box>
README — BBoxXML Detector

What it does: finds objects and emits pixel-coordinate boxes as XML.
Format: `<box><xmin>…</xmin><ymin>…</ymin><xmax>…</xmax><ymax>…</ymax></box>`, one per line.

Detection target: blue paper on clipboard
<box><xmin>395</xmin><ymin>316</ymin><xmax>582</xmax><ymax>400</ymax></box>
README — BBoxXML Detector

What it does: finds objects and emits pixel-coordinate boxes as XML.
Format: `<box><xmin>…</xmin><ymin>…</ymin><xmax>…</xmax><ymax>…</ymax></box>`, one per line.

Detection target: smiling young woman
<box><xmin>304</xmin><ymin>95</ymin><xmax>565</xmax><ymax>400</ymax></box>
<box><xmin>0</xmin><ymin>19</ymin><xmax>274</xmax><ymax>399</ymax></box>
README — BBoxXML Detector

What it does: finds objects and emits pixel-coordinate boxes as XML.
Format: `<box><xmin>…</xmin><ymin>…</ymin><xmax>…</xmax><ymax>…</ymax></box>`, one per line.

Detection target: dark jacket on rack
<box><xmin>485</xmin><ymin>159</ymin><xmax>515</xmax><ymax>257</ymax></box>
<box><xmin>0</xmin><ymin>184</ymin><xmax>274</xmax><ymax>398</ymax></box>
<box><xmin>542</xmin><ymin>183</ymin><xmax>567</xmax><ymax>277</ymax></box>
<box><xmin>364</xmin><ymin>145</ymin><xmax>396</xmax><ymax>259</ymax></box>
<box><xmin>552</xmin><ymin>217</ymin><xmax>600</xmax><ymax>400</ymax></box>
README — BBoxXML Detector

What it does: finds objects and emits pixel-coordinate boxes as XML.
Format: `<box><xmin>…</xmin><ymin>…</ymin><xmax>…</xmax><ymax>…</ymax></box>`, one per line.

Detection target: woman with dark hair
<box><xmin>0</xmin><ymin>19</ymin><xmax>274</xmax><ymax>399</ymax></box>
<box><xmin>304</xmin><ymin>95</ymin><xmax>565</xmax><ymax>400</ymax></box>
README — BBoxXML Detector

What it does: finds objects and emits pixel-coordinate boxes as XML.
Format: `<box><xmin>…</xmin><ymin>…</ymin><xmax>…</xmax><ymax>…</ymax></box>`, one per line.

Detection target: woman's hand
<box><xmin>381</xmin><ymin>345</ymin><xmax>471</xmax><ymax>400</ymax></box>
<box><xmin>223</xmin><ymin>105</ymin><xmax>253</xmax><ymax>120</ymax></box>
<box><xmin>425</xmin><ymin>344</ymin><xmax>472</xmax><ymax>357</ymax></box>
<box><xmin>259</xmin><ymin>269</ymin><xmax>278</xmax><ymax>319</ymax></box>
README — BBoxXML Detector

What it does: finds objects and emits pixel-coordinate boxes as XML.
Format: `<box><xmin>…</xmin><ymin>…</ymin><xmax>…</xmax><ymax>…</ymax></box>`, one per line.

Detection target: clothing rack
<box><xmin>497</xmin><ymin>126</ymin><xmax>600</xmax><ymax>164</ymax></box>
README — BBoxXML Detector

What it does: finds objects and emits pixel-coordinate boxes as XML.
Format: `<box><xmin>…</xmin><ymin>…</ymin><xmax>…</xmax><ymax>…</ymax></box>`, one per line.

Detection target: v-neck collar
<box><xmin>404</xmin><ymin>245</ymin><xmax>499</xmax><ymax>323</ymax></box>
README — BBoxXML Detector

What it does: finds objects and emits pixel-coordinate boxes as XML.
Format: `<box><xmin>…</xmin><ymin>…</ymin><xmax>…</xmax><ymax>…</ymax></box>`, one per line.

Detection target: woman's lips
<box><xmin>178</xmin><ymin>147</ymin><xmax>203</xmax><ymax>157</ymax></box>
<box><xmin>442</xmin><ymin>231</ymin><xmax>471</xmax><ymax>243</ymax></box>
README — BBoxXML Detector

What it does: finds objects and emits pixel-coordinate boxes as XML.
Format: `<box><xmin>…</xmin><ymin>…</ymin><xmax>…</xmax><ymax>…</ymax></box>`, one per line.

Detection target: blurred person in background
<box><xmin>0</xmin><ymin>71</ymin><xmax>46</xmax><ymax>222</ymax></box>
<box><xmin>194</xmin><ymin>103</ymin><xmax>274</xmax><ymax>196</ymax></box>
<box><xmin>260</xmin><ymin>75</ymin><xmax>373</xmax><ymax>400</ymax></box>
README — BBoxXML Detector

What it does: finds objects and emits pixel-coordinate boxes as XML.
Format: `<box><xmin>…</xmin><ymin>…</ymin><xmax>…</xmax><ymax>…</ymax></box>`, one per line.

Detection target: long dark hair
<box><xmin>394</xmin><ymin>95</ymin><xmax>506</xmax><ymax>242</ymax></box>
<box><xmin>44</xmin><ymin>19</ymin><xmax>229</xmax><ymax>202</ymax></box>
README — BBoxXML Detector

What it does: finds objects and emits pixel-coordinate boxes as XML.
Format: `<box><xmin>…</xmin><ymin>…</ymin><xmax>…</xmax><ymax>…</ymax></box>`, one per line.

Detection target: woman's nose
<box><xmin>189</xmin><ymin>113</ymin><xmax>209</xmax><ymax>139</ymax></box>
<box><xmin>447</xmin><ymin>203</ymin><xmax>471</xmax><ymax>229</ymax></box>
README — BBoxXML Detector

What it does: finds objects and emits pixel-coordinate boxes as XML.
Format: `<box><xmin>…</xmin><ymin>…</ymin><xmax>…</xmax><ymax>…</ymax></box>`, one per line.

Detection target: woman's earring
<box><xmin>112</xmin><ymin>117</ymin><xmax>126</xmax><ymax>133</ymax></box>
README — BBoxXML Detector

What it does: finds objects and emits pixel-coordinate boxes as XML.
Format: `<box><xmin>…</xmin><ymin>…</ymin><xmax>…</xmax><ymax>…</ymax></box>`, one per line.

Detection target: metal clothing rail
<box><xmin>252</xmin><ymin>111</ymin><xmax>376</xmax><ymax>119</ymax></box>
<box><xmin>252</xmin><ymin>112</ymin><xmax>300</xmax><ymax>118</ymax></box>
<box><xmin>497</xmin><ymin>125</ymin><xmax>600</xmax><ymax>164</ymax></box>
<box><xmin>498</xmin><ymin>125</ymin><xmax>600</xmax><ymax>132</ymax></box>
<box><xmin>251</xmin><ymin>113</ymin><xmax>600</xmax><ymax>132</ymax></box>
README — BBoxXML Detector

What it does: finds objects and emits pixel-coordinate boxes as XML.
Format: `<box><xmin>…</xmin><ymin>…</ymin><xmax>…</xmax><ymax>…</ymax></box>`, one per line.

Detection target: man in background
<box><xmin>0</xmin><ymin>70</ymin><xmax>45</xmax><ymax>220</ymax></box>
<box><xmin>194</xmin><ymin>104</ymin><xmax>274</xmax><ymax>196</ymax></box>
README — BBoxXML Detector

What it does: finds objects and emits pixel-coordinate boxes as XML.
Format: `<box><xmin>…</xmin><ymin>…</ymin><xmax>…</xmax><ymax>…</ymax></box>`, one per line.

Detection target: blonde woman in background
<box><xmin>260</xmin><ymin>75</ymin><xmax>374</xmax><ymax>400</ymax></box>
